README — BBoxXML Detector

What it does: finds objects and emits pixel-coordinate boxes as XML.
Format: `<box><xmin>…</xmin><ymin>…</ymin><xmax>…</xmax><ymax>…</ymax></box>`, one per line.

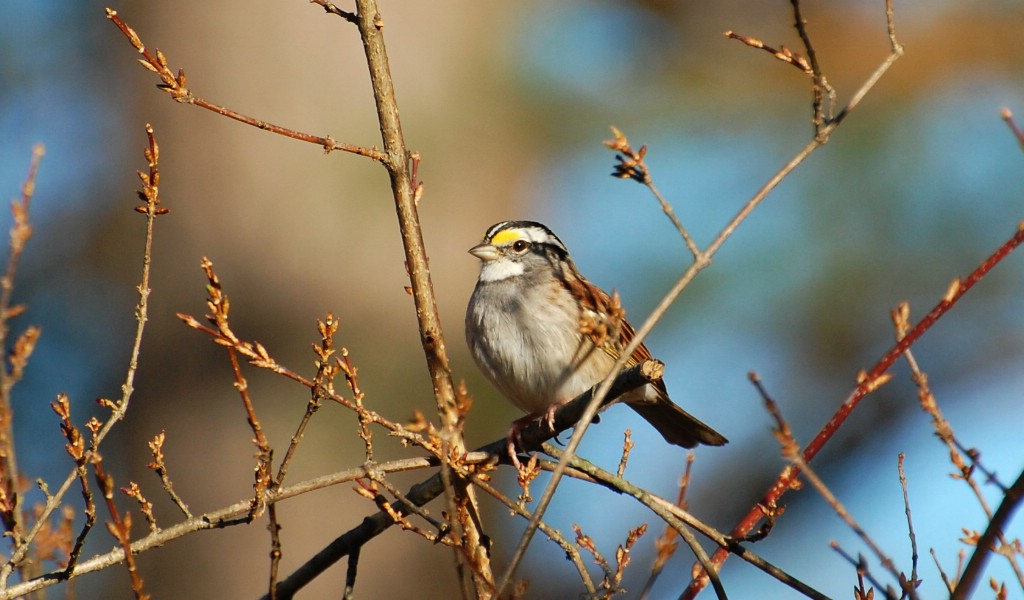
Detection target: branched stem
<box><xmin>0</xmin><ymin>145</ymin><xmax>43</xmax><ymax>581</ymax></box>
<box><xmin>104</xmin><ymin>9</ymin><xmax>385</xmax><ymax>161</ymax></box>
<box><xmin>349</xmin><ymin>0</ymin><xmax>491</xmax><ymax>595</ymax></box>
<box><xmin>1</xmin><ymin>126</ymin><xmax>166</xmax><ymax>589</ymax></box>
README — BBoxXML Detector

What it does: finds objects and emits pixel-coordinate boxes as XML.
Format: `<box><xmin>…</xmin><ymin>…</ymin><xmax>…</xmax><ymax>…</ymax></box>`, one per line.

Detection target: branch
<box><xmin>512</xmin><ymin>2</ymin><xmax>906</xmax><ymax>586</ymax></box>
<box><xmin>952</xmin><ymin>467</ymin><xmax>1024</xmax><ymax>600</ymax></box>
<box><xmin>547</xmin><ymin>447</ymin><xmax>830</xmax><ymax>600</ymax></box>
<box><xmin>1003</xmin><ymin>107</ymin><xmax>1024</xmax><ymax>150</ymax></box>
<box><xmin>893</xmin><ymin>305</ymin><xmax>1024</xmax><ymax>587</ymax></box>
<box><xmin>688</xmin><ymin>224</ymin><xmax>1024</xmax><ymax>596</ymax></box>
<box><xmin>1</xmin><ymin>126</ymin><xmax>167</xmax><ymax>589</ymax></box>
<box><xmin>349</xmin><ymin>1</ymin><xmax>491</xmax><ymax>594</ymax></box>
<box><xmin>0</xmin><ymin>144</ymin><xmax>43</xmax><ymax>571</ymax></box>
<box><xmin>0</xmin><ymin>456</ymin><xmax>437</xmax><ymax>600</ymax></box>
<box><xmin>104</xmin><ymin>9</ymin><xmax>385</xmax><ymax>161</ymax></box>
<box><xmin>265</xmin><ymin>361</ymin><xmax>661</xmax><ymax>599</ymax></box>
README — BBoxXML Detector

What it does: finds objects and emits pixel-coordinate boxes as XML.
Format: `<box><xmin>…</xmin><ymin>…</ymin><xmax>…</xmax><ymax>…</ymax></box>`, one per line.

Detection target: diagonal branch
<box><xmin>687</xmin><ymin>222</ymin><xmax>1024</xmax><ymax>597</ymax></box>
<box><xmin>951</xmin><ymin>467</ymin><xmax>1024</xmax><ymax>600</ymax></box>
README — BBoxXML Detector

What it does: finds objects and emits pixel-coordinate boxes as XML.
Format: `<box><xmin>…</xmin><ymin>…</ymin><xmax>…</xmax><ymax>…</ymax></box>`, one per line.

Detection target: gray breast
<box><xmin>466</xmin><ymin>274</ymin><xmax>591</xmax><ymax>414</ymax></box>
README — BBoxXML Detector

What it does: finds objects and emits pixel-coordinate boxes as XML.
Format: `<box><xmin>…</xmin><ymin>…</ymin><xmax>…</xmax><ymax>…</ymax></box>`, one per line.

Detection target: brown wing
<box><xmin>558</xmin><ymin>257</ymin><xmax>729</xmax><ymax>448</ymax></box>
<box><xmin>559</xmin><ymin>259</ymin><xmax>652</xmax><ymax>367</ymax></box>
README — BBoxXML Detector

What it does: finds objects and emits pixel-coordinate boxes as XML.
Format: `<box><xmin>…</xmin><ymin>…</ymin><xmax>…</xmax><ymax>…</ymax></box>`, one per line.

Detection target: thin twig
<box><xmin>604</xmin><ymin>127</ymin><xmax>701</xmax><ymax>258</ymax></box>
<box><xmin>276</xmin><ymin>316</ymin><xmax>334</xmax><ymax>482</ymax></box>
<box><xmin>790</xmin><ymin>0</ymin><xmax>835</xmax><ymax>133</ymax></box>
<box><xmin>897</xmin><ymin>454</ymin><xmax>921</xmax><ymax>597</ymax></box>
<box><xmin>224</xmin><ymin>330</ymin><xmax>274</xmax><ymax>521</ymax></box>
<box><xmin>267</xmin><ymin>501</ymin><xmax>282</xmax><ymax>600</ymax></box>
<box><xmin>754</xmin><ymin>373</ymin><xmax>908</xmax><ymax>598</ymax></box>
<box><xmin>92</xmin><ymin>456</ymin><xmax>149</xmax><ymax>600</ymax></box>
<box><xmin>723</xmin><ymin>31</ymin><xmax>812</xmax><ymax>74</ymax></box>
<box><xmin>309</xmin><ymin>0</ymin><xmax>358</xmax><ymax>23</ymax></box>
<box><xmin>893</xmin><ymin>304</ymin><xmax>1024</xmax><ymax>586</ymax></box>
<box><xmin>616</xmin><ymin>429</ymin><xmax>634</xmax><ymax>479</ymax></box>
<box><xmin>101</xmin><ymin>122</ymin><xmax>165</xmax><ymax>437</ymax></box>
<box><xmin>49</xmin><ymin>395</ymin><xmax>94</xmax><ymax>577</ymax></box>
<box><xmin>146</xmin><ymin>432</ymin><xmax>191</xmax><ymax>519</ymax></box>
<box><xmin>638</xmin><ymin>453</ymin><xmax>693</xmax><ymax>600</ymax></box>
<box><xmin>122</xmin><ymin>483</ymin><xmax>157</xmax><ymax>535</ymax></box>
<box><xmin>104</xmin><ymin>10</ymin><xmax>385</xmax><ymax>162</ymax></box>
<box><xmin>930</xmin><ymin>548</ymin><xmax>955</xmax><ymax>593</ymax></box>
<box><xmin>470</xmin><ymin>475</ymin><xmax>597</xmax><ymax>596</ymax></box>
<box><xmin>1002</xmin><ymin>107</ymin><xmax>1024</xmax><ymax>151</ymax></box>
<box><xmin>828</xmin><ymin>0</ymin><xmax>903</xmax><ymax>132</ymax></box>
<box><xmin>831</xmin><ymin>544</ymin><xmax>892</xmax><ymax>599</ymax></box>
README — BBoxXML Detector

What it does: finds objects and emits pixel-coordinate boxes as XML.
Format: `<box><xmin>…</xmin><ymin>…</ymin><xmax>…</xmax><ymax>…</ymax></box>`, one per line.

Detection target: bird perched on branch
<box><xmin>465</xmin><ymin>220</ymin><xmax>726</xmax><ymax>466</ymax></box>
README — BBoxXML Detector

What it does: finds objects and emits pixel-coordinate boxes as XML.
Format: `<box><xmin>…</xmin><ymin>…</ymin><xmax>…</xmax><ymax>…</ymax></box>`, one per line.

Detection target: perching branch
<box><xmin>264</xmin><ymin>359</ymin><xmax>664</xmax><ymax>599</ymax></box>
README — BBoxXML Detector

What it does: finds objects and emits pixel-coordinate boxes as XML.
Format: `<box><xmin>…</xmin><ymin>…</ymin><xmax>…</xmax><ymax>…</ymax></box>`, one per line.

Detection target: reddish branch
<box><xmin>93</xmin><ymin>458</ymin><xmax>149</xmax><ymax>600</ymax></box>
<box><xmin>687</xmin><ymin>223</ymin><xmax>1024</xmax><ymax>596</ymax></box>
<box><xmin>0</xmin><ymin>145</ymin><xmax>44</xmax><ymax>552</ymax></box>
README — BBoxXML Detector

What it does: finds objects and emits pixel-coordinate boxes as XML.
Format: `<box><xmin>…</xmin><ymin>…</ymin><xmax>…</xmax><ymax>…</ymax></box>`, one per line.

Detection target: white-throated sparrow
<box><xmin>465</xmin><ymin>220</ymin><xmax>727</xmax><ymax>463</ymax></box>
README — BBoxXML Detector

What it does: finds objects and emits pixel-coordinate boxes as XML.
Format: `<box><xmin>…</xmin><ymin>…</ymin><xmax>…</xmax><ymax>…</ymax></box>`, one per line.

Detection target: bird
<box><xmin>465</xmin><ymin>220</ymin><xmax>726</xmax><ymax>466</ymax></box>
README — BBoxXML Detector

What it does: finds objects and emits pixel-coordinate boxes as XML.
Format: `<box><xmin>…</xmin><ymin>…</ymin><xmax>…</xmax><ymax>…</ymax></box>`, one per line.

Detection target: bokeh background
<box><xmin>2</xmin><ymin>1</ymin><xmax>1023</xmax><ymax>598</ymax></box>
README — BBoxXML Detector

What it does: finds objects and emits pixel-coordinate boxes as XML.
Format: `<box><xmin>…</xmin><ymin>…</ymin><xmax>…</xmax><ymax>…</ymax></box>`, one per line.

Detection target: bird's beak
<box><xmin>468</xmin><ymin>242</ymin><xmax>499</xmax><ymax>262</ymax></box>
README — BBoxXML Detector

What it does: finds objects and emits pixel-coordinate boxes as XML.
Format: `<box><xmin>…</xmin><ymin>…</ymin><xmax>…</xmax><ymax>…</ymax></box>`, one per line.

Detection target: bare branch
<box><xmin>604</xmin><ymin>126</ymin><xmax>701</xmax><ymax>258</ymax></box>
<box><xmin>104</xmin><ymin>9</ymin><xmax>385</xmax><ymax>161</ymax></box>
<box><xmin>0</xmin><ymin>144</ymin><xmax>44</xmax><ymax>560</ymax></box>
<box><xmin>952</xmin><ymin>467</ymin><xmax>1024</xmax><ymax>600</ymax></box>
<box><xmin>723</xmin><ymin>31</ymin><xmax>812</xmax><ymax>74</ymax></box>
<box><xmin>897</xmin><ymin>454</ymin><xmax>922</xmax><ymax>593</ymax></box>
<box><xmin>348</xmin><ymin>1</ymin><xmax>491</xmax><ymax>594</ymax></box>
<box><xmin>146</xmin><ymin>432</ymin><xmax>191</xmax><ymax>519</ymax></box>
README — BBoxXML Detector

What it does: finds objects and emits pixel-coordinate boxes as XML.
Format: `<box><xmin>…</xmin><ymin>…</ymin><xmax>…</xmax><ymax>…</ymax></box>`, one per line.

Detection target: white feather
<box><xmin>477</xmin><ymin>259</ymin><xmax>524</xmax><ymax>282</ymax></box>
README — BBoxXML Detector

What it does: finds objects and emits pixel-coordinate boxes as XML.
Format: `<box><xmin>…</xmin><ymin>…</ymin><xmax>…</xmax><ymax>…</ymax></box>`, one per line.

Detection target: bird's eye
<box><xmin>511</xmin><ymin>240</ymin><xmax>530</xmax><ymax>253</ymax></box>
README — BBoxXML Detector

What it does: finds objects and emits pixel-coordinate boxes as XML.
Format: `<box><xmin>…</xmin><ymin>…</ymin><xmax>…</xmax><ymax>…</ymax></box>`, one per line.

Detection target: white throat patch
<box><xmin>478</xmin><ymin>258</ymin><xmax>524</xmax><ymax>282</ymax></box>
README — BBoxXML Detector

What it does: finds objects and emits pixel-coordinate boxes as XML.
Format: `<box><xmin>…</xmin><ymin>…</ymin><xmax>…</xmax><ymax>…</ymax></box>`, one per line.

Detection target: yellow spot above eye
<box><xmin>489</xmin><ymin>229</ymin><xmax>524</xmax><ymax>246</ymax></box>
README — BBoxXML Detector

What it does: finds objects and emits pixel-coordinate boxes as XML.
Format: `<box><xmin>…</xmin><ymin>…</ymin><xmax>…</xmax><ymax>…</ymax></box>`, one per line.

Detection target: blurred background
<box><xmin>2</xmin><ymin>1</ymin><xmax>1023</xmax><ymax>598</ymax></box>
